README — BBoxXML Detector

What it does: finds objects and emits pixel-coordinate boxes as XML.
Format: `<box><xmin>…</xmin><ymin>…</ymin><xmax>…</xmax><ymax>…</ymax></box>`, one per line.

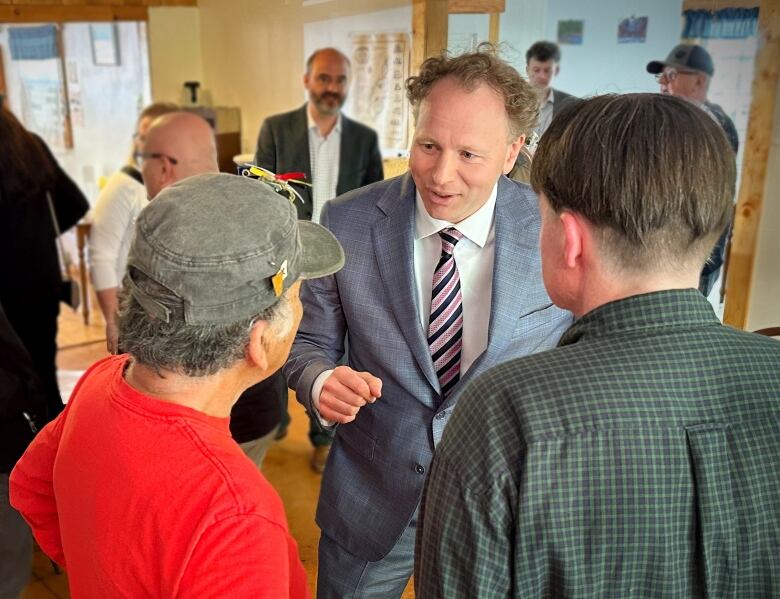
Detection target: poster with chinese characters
<box><xmin>350</xmin><ymin>32</ymin><xmax>409</xmax><ymax>153</ymax></box>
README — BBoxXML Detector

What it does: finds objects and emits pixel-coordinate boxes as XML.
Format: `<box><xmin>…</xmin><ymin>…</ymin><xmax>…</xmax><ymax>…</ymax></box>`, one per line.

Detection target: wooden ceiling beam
<box><xmin>0</xmin><ymin>5</ymin><xmax>149</xmax><ymax>22</ymax></box>
<box><xmin>448</xmin><ymin>0</ymin><xmax>505</xmax><ymax>14</ymax></box>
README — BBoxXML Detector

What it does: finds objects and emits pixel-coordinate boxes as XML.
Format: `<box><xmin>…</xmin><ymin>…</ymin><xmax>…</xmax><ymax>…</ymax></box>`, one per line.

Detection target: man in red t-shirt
<box><xmin>10</xmin><ymin>173</ymin><xmax>345</xmax><ymax>598</ymax></box>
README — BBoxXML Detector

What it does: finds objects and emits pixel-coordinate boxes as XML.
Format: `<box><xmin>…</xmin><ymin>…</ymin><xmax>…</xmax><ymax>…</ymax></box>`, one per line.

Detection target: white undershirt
<box><xmin>307</xmin><ymin>106</ymin><xmax>341</xmax><ymax>224</ymax></box>
<box><xmin>311</xmin><ymin>183</ymin><xmax>497</xmax><ymax>420</ymax></box>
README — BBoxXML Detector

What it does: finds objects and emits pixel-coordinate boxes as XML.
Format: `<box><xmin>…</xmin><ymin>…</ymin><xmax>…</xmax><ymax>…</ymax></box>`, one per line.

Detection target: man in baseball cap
<box><xmin>647</xmin><ymin>43</ymin><xmax>738</xmax><ymax>297</ymax></box>
<box><xmin>11</xmin><ymin>172</ymin><xmax>344</xmax><ymax>598</ymax></box>
<box><xmin>646</xmin><ymin>43</ymin><xmax>737</xmax><ymax>153</ymax></box>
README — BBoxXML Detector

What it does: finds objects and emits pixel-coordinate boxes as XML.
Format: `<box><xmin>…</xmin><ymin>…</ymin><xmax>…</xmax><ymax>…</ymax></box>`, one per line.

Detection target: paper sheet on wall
<box><xmin>18</xmin><ymin>59</ymin><xmax>69</xmax><ymax>150</ymax></box>
<box><xmin>349</xmin><ymin>32</ymin><xmax>409</xmax><ymax>153</ymax></box>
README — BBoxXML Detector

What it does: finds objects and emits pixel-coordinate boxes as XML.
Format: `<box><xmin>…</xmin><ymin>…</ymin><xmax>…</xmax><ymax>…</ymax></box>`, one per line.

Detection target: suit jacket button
<box><xmin>415</xmin><ymin>464</ymin><xmax>425</xmax><ymax>475</ymax></box>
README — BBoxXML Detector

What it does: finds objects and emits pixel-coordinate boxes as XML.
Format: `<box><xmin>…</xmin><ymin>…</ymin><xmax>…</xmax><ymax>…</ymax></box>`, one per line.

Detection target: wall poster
<box><xmin>557</xmin><ymin>20</ymin><xmax>584</xmax><ymax>45</ymax></box>
<box><xmin>349</xmin><ymin>32</ymin><xmax>410</xmax><ymax>153</ymax></box>
<box><xmin>618</xmin><ymin>16</ymin><xmax>649</xmax><ymax>44</ymax></box>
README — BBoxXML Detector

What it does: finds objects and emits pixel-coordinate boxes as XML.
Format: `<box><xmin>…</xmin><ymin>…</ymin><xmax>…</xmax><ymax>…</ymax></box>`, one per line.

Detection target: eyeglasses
<box><xmin>134</xmin><ymin>151</ymin><xmax>179</xmax><ymax>168</ymax></box>
<box><xmin>655</xmin><ymin>68</ymin><xmax>698</xmax><ymax>83</ymax></box>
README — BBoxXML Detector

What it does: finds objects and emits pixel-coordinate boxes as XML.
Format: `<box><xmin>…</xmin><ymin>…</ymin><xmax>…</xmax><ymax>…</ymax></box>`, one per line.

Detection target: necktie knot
<box><xmin>438</xmin><ymin>228</ymin><xmax>463</xmax><ymax>258</ymax></box>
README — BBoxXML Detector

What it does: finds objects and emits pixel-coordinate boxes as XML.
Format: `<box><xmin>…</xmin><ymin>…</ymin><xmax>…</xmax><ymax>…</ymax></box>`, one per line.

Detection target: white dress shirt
<box><xmin>311</xmin><ymin>183</ymin><xmax>498</xmax><ymax>420</ymax></box>
<box><xmin>413</xmin><ymin>184</ymin><xmax>496</xmax><ymax>376</ymax></box>
<box><xmin>535</xmin><ymin>88</ymin><xmax>557</xmax><ymax>138</ymax></box>
<box><xmin>307</xmin><ymin>106</ymin><xmax>341</xmax><ymax>224</ymax></box>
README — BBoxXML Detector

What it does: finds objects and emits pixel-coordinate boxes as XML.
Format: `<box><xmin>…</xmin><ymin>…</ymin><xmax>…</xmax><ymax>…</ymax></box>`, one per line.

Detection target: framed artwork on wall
<box><xmin>618</xmin><ymin>16</ymin><xmax>649</xmax><ymax>44</ymax></box>
<box><xmin>90</xmin><ymin>24</ymin><xmax>120</xmax><ymax>66</ymax></box>
<box><xmin>558</xmin><ymin>20</ymin><xmax>584</xmax><ymax>45</ymax></box>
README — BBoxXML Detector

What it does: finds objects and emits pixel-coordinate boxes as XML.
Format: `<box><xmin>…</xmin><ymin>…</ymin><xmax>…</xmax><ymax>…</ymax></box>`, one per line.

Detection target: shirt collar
<box><xmin>307</xmin><ymin>104</ymin><xmax>342</xmax><ymax>137</ymax></box>
<box><xmin>558</xmin><ymin>289</ymin><xmax>720</xmax><ymax>348</ymax></box>
<box><xmin>414</xmin><ymin>182</ymin><xmax>497</xmax><ymax>248</ymax></box>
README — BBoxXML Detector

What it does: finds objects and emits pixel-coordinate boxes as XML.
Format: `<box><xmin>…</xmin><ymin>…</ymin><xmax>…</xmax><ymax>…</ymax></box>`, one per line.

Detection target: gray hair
<box><xmin>118</xmin><ymin>268</ymin><xmax>293</xmax><ymax>377</ymax></box>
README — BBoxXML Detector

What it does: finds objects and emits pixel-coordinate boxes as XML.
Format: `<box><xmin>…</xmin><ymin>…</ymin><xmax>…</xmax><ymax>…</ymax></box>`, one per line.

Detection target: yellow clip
<box><xmin>271</xmin><ymin>259</ymin><xmax>288</xmax><ymax>297</ymax></box>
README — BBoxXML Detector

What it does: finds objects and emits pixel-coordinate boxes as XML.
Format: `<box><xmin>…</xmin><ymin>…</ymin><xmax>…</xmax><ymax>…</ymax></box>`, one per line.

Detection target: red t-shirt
<box><xmin>10</xmin><ymin>355</ymin><xmax>309</xmax><ymax>598</ymax></box>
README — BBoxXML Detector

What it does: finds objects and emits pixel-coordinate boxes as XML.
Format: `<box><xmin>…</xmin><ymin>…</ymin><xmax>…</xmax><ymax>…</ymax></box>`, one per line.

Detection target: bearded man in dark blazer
<box><xmin>254</xmin><ymin>47</ymin><xmax>384</xmax><ymax>471</ymax></box>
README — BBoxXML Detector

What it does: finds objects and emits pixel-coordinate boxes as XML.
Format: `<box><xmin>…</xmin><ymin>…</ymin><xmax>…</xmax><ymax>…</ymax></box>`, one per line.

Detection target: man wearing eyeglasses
<box><xmin>647</xmin><ymin>43</ymin><xmax>738</xmax><ymax>297</ymax></box>
<box><xmin>138</xmin><ymin>111</ymin><xmax>219</xmax><ymax>200</ymax></box>
<box><xmin>647</xmin><ymin>43</ymin><xmax>738</xmax><ymax>154</ymax></box>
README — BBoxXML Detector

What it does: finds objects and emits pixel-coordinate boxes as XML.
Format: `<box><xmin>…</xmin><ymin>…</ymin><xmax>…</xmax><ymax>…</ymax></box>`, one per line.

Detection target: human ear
<box><xmin>559</xmin><ymin>211</ymin><xmax>584</xmax><ymax>269</ymax></box>
<box><xmin>246</xmin><ymin>320</ymin><xmax>270</xmax><ymax>372</ymax></box>
<box><xmin>503</xmin><ymin>134</ymin><xmax>526</xmax><ymax>174</ymax></box>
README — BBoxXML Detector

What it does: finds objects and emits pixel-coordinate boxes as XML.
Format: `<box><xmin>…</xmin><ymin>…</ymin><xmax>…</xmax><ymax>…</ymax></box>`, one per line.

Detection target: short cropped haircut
<box><xmin>306</xmin><ymin>47</ymin><xmax>351</xmax><ymax>73</ymax></box>
<box><xmin>526</xmin><ymin>41</ymin><xmax>561</xmax><ymax>64</ymax></box>
<box><xmin>118</xmin><ymin>268</ymin><xmax>293</xmax><ymax>377</ymax></box>
<box><xmin>531</xmin><ymin>93</ymin><xmax>735</xmax><ymax>273</ymax></box>
<box><xmin>406</xmin><ymin>43</ymin><xmax>538</xmax><ymax>140</ymax></box>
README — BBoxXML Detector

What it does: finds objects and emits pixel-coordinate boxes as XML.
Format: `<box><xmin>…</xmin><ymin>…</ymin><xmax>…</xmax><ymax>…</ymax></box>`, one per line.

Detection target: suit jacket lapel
<box><xmin>336</xmin><ymin>116</ymin><xmax>353</xmax><ymax>195</ymax></box>
<box><xmin>372</xmin><ymin>174</ymin><xmax>440</xmax><ymax>395</ymax></box>
<box><xmin>445</xmin><ymin>176</ymin><xmax>542</xmax><ymax>404</ymax></box>
<box><xmin>291</xmin><ymin>105</ymin><xmax>313</xmax><ymax>212</ymax></box>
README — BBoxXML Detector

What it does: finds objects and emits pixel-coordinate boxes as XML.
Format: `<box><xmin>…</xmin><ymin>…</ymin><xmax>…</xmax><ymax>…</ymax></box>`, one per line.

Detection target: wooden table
<box><xmin>76</xmin><ymin>220</ymin><xmax>91</xmax><ymax>325</ymax></box>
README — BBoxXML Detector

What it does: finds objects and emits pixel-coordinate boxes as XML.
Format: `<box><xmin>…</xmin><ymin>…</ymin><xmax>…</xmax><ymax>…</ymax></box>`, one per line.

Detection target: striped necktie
<box><xmin>428</xmin><ymin>228</ymin><xmax>464</xmax><ymax>399</ymax></box>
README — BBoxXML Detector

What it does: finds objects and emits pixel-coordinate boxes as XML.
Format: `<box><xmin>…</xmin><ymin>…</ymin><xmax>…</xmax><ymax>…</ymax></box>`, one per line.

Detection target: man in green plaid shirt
<box><xmin>415</xmin><ymin>93</ymin><xmax>780</xmax><ymax>598</ymax></box>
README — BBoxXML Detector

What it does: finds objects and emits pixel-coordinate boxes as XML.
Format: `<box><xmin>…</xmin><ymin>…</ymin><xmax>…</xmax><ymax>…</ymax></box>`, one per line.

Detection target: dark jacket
<box><xmin>254</xmin><ymin>104</ymin><xmax>384</xmax><ymax>220</ymax></box>
<box><xmin>0</xmin><ymin>302</ymin><xmax>46</xmax><ymax>473</ymax></box>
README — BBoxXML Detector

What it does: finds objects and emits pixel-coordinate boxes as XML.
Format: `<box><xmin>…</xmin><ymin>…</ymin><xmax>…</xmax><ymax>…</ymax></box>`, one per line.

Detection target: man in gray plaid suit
<box><xmin>415</xmin><ymin>93</ymin><xmax>780</xmax><ymax>597</ymax></box>
<box><xmin>284</xmin><ymin>46</ymin><xmax>572</xmax><ymax>597</ymax></box>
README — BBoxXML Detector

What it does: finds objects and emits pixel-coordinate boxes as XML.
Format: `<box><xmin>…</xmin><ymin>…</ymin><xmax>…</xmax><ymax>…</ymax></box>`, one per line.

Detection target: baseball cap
<box><xmin>646</xmin><ymin>43</ymin><xmax>714</xmax><ymax>77</ymax></box>
<box><xmin>126</xmin><ymin>172</ymin><xmax>344</xmax><ymax>325</ymax></box>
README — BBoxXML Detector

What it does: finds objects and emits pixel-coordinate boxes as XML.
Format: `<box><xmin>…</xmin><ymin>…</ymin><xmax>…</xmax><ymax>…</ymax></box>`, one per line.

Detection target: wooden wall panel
<box><xmin>723</xmin><ymin>0</ymin><xmax>780</xmax><ymax>328</ymax></box>
<box><xmin>448</xmin><ymin>0</ymin><xmax>504</xmax><ymax>13</ymax></box>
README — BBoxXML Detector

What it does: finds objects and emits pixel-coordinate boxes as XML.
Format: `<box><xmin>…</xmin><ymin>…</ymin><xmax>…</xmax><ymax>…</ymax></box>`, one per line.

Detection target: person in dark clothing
<box><xmin>0</xmin><ymin>104</ymin><xmax>89</xmax><ymax>425</ymax></box>
<box><xmin>646</xmin><ymin>43</ymin><xmax>738</xmax><ymax>296</ymax></box>
<box><xmin>1</xmin><ymin>300</ymin><xmax>46</xmax><ymax>598</ymax></box>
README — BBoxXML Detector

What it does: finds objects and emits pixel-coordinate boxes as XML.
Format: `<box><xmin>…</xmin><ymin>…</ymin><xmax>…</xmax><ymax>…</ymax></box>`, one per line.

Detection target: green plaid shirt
<box><xmin>415</xmin><ymin>290</ymin><xmax>780</xmax><ymax>598</ymax></box>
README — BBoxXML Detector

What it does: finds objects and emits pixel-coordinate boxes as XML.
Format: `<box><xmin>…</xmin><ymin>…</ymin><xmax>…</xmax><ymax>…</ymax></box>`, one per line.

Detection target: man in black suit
<box><xmin>254</xmin><ymin>47</ymin><xmax>384</xmax><ymax>471</ymax></box>
<box><xmin>255</xmin><ymin>47</ymin><xmax>384</xmax><ymax>222</ymax></box>
<box><xmin>525</xmin><ymin>41</ymin><xmax>576</xmax><ymax>139</ymax></box>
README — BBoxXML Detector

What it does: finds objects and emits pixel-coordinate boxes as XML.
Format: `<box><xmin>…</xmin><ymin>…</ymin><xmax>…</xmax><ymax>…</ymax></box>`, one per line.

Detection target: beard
<box><xmin>310</xmin><ymin>91</ymin><xmax>346</xmax><ymax>116</ymax></box>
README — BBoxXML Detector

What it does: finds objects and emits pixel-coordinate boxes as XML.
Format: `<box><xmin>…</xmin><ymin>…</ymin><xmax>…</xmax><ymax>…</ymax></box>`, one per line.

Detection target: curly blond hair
<box><xmin>406</xmin><ymin>43</ymin><xmax>538</xmax><ymax>140</ymax></box>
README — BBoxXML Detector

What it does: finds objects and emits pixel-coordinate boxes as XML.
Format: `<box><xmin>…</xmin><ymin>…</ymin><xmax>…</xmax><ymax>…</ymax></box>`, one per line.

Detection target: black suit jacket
<box><xmin>552</xmin><ymin>88</ymin><xmax>576</xmax><ymax>117</ymax></box>
<box><xmin>254</xmin><ymin>104</ymin><xmax>384</xmax><ymax>220</ymax></box>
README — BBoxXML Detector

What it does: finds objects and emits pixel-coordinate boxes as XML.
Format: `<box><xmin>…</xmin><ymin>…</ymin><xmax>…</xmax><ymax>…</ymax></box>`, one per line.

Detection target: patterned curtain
<box><xmin>682</xmin><ymin>8</ymin><xmax>759</xmax><ymax>40</ymax></box>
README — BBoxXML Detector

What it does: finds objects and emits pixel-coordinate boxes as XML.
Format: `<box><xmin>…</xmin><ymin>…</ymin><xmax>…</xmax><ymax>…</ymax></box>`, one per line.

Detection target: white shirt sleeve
<box><xmin>311</xmin><ymin>369</ymin><xmax>336</xmax><ymax>427</ymax></box>
<box><xmin>89</xmin><ymin>172</ymin><xmax>148</xmax><ymax>291</ymax></box>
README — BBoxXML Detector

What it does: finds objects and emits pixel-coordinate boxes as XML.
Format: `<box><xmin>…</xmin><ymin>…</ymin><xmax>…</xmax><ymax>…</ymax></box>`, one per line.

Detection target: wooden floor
<box><xmin>21</xmin><ymin>302</ymin><xmax>415</xmax><ymax>598</ymax></box>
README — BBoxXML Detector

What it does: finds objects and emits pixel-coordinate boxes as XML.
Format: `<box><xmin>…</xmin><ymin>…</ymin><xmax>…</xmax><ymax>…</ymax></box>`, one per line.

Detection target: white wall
<box><xmin>147</xmin><ymin>7</ymin><xmax>204</xmax><ymax>106</ymax></box>
<box><xmin>439</xmin><ymin>1</ymin><xmax>682</xmax><ymax>96</ymax></box>
<box><xmin>448</xmin><ymin>13</ymin><xmax>489</xmax><ymax>53</ymax></box>
<box><xmin>510</xmin><ymin>0</ymin><xmax>683</xmax><ymax>96</ymax></box>
<box><xmin>746</xmin><ymin>75</ymin><xmax>780</xmax><ymax>331</ymax></box>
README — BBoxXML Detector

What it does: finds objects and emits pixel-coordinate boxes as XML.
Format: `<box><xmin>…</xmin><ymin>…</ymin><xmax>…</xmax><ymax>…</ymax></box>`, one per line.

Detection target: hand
<box><xmin>105</xmin><ymin>320</ymin><xmax>119</xmax><ymax>355</ymax></box>
<box><xmin>319</xmin><ymin>366</ymin><xmax>382</xmax><ymax>424</ymax></box>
